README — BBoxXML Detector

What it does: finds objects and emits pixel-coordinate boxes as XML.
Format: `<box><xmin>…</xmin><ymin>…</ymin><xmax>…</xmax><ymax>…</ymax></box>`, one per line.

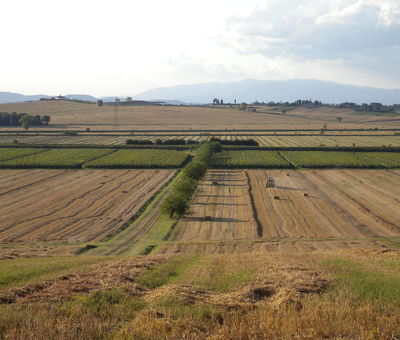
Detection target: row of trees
<box><xmin>161</xmin><ymin>142</ymin><xmax>219</xmax><ymax>218</ymax></box>
<box><xmin>209</xmin><ymin>137</ymin><xmax>259</xmax><ymax>146</ymax></box>
<box><xmin>0</xmin><ymin>112</ymin><xmax>50</xmax><ymax>129</ymax></box>
<box><xmin>251</xmin><ymin>100</ymin><xmax>396</xmax><ymax>113</ymax></box>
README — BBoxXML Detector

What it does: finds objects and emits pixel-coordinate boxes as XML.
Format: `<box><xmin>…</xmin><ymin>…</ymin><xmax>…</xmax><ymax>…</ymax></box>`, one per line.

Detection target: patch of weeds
<box><xmin>323</xmin><ymin>258</ymin><xmax>400</xmax><ymax>303</ymax></box>
<box><xmin>162</xmin><ymin>221</ymin><xmax>178</xmax><ymax>241</ymax></box>
<box><xmin>207</xmin><ymin>268</ymin><xmax>256</xmax><ymax>292</ymax></box>
<box><xmin>140</xmin><ymin>245</ymin><xmax>156</xmax><ymax>255</ymax></box>
<box><xmin>0</xmin><ymin>257</ymin><xmax>104</xmax><ymax>289</ymax></box>
<box><xmin>136</xmin><ymin>256</ymin><xmax>199</xmax><ymax>289</ymax></box>
<box><xmin>174</xmin><ymin>257</ymin><xmax>257</xmax><ymax>292</ymax></box>
<box><xmin>75</xmin><ymin>244</ymin><xmax>98</xmax><ymax>255</ymax></box>
<box><xmin>383</xmin><ymin>237</ymin><xmax>400</xmax><ymax>249</ymax></box>
<box><xmin>72</xmin><ymin>289</ymin><xmax>146</xmax><ymax>320</ymax></box>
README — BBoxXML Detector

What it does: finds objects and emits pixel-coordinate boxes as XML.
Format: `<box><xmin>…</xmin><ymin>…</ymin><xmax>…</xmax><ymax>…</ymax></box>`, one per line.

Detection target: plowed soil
<box><xmin>0</xmin><ymin>169</ymin><xmax>175</xmax><ymax>244</ymax></box>
<box><xmin>161</xmin><ymin>169</ymin><xmax>400</xmax><ymax>254</ymax></box>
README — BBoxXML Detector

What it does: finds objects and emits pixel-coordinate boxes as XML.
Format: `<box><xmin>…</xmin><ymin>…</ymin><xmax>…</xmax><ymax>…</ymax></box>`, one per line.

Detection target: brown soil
<box><xmin>0</xmin><ymin>169</ymin><xmax>175</xmax><ymax>244</ymax></box>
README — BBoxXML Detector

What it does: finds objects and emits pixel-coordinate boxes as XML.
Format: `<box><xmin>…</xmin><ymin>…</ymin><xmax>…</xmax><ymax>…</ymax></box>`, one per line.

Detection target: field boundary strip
<box><xmin>244</xmin><ymin>171</ymin><xmax>263</xmax><ymax>237</ymax></box>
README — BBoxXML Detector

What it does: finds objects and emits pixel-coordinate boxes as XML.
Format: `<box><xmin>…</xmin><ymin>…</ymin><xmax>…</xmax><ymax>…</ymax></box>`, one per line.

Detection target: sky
<box><xmin>0</xmin><ymin>0</ymin><xmax>399</xmax><ymax>96</ymax></box>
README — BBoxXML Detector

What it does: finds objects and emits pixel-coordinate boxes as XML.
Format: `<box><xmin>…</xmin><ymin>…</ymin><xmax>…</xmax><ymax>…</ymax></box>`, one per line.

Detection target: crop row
<box><xmin>1</xmin><ymin>148</ymin><xmax>398</xmax><ymax>169</ymax></box>
<box><xmin>211</xmin><ymin>150</ymin><xmax>400</xmax><ymax>168</ymax></box>
<box><xmin>0</xmin><ymin>148</ymin><xmax>189</xmax><ymax>168</ymax></box>
<box><xmin>211</xmin><ymin>150</ymin><xmax>291</xmax><ymax>168</ymax></box>
<box><xmin>2</xmin><ymin>134</ymin><xmax>399</xmax><ymax>147</ymax></box>
<box><xmin>84</xmin><ymin>149</ymin><xmax>189</xmax><ymax>168</ymax></box>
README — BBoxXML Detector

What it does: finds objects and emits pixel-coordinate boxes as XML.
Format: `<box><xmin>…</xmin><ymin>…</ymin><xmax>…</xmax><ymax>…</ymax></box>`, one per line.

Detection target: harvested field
<box><xmin>0</xmin><ymin>133</ymin><xmax>399</xmax><ymax>147</ymax></box>
<box><xmin>1</xmin><ymin>101</ymin><xmax>400</xmax><ymax>130</ymax></box>
<box><xmin>255</xmin><ymin>135</ymin><xmax>400</xmax><ymax>147</ymax></box>
<box><xmin>160</xmin><ymin>169</ymin><xmax>400</xmax><ymax>254</ymax></box>
<box><xmin>289</xmin><ymin>106</ymin><xmax>400</xmax><ymax>124</ymax></box>
<box><xmin>0</xmin><ymin>169</ymin><xmax>176</xmax><ymax>244</ymax></box>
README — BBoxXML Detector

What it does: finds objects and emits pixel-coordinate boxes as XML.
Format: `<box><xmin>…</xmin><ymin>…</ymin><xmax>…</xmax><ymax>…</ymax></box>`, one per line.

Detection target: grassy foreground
<box><xmin>1</xmin><ymin>251</ymin><xmax>400</xmax><ymax>339</ymax></box>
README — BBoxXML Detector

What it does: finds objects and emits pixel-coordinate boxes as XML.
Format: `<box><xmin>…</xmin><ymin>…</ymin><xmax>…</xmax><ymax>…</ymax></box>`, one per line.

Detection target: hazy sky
<box><xmin>1</xmin><ymin>0</ymin><xmax>399</xmax><ymax>96</ymax></box>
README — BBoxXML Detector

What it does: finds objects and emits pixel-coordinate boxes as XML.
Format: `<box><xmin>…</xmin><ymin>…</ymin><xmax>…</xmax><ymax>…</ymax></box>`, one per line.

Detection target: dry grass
<box><xmin>1</xmin><ymin>252</ymin><xmax>400</xmax><ymax>339</ymax></box>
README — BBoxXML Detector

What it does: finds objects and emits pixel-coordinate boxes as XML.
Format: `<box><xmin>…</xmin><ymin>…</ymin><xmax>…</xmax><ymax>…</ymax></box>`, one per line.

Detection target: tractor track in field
<box><xmin>244</xmin><ymin>171</ymin><xmax>263</xmax><ymax>237</ymax></box>
<box><xmin>0</xmin><ymin>170</ymin><xmax>176</xmax><ymax>244</ymax></box>
<box><xmin>311</xmin><ymin>171</ymin><xmax>400</xmax><ymax>234</ymax></box>
<box><xmin>160</xmin><ymin>169</ymin><xmax>400</xmax><ymax>255</ymax></box>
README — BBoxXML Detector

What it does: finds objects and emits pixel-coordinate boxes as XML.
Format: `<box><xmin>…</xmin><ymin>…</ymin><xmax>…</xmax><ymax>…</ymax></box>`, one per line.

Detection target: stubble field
<box><xmin>1</xmin><ymin>101</ymin><xmax>400</xmax><ymax>130</ymax></box>
<box><xmin>159</xmin><ymin>169</ymin><xmax>400</xmax><ymax>254</ymax></box>
<box><xmin>0</xmin><ymin>169</ymin><xmax>175</xmax><ymax>247</ymax></box>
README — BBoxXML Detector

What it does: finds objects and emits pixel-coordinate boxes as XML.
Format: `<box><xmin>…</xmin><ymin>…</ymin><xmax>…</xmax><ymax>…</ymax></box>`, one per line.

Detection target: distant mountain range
<box><xmin>132</xmin><ymin>79</ymin><xmax>400</xmax><ymax>105</ymax></box>
<box><xmin>1</xmin><ymin>79</ymin><xmax>399</xmax><ymax>105</ymax></box>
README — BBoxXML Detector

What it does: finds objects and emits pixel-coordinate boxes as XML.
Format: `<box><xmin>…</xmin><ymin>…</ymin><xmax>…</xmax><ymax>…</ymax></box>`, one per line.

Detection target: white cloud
<box><xmin>0</xmin><ymin>0</ymin><xmax>399</xmax><ymax>95</ymax></box>
<box><xmin>224</xmin><ymin>0</ymin><xmax>400</xmax><ymax>88</ymax></box>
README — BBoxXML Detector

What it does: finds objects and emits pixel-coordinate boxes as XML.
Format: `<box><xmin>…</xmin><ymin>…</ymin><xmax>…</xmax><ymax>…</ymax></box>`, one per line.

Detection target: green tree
<box><xmin>41</xmin><ymin>115</ymin><xmax>51</xmax><ymax>125</ymax></box>
<box><xmin>19</xmin><ymin>115</ymin><xmax>33</xmax><ymax>130</ymax></box>
<box><xmin>161</xmin><ymin>193</ymin><xmax>189</xmax><ymax>218</ymax></box>
<box><xmin>183</xmin><ymin>161</ymin><xmax>207</xmax><ymax>180</ymax></box>
<box><xmin>174</xmin><ymin>177</ymin><xmax>197</xmax><ymax>199</ymax></box>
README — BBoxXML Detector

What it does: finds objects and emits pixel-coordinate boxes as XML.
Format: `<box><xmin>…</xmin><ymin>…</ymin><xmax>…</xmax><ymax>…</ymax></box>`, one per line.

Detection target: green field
<box><xmin>210</xmin><ymin>150</ymin><xmax>400</xmax><ymax>168</ymax></box>
<box><xmin>211</xmin><ymin>150</ymin><xmax>291</xmax><ymax>168</ymax></box>
<box><xmin>0</xmin><ymin>148</ymin><xmax>114</xmax><ymax>168</ymax></box>
<box><xmin>0</xmin><ymin>148</ymin><xmax>46</xmax><ymax>162</ymax></box>
<box><xmin>281</xmin><ymin>151</ymin><xmax>400</xmax><ymax>168</ymax></box>
<box><xmin>84</xmin><ymin>149</ymin><xmax>190</xmax><ymax>168</ymax></box>
<box><xmin>354</xmin><ymin>152</ymin><xmax>400</xmax><ymax>168</ymax></box>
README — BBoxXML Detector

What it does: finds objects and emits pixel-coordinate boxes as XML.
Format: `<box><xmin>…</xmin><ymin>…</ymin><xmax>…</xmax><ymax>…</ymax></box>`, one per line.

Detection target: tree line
<box><xmin>0</xmin><ymin>112</ymin><xmax>50</xmax><ymax>129</ymax></box>
<box><xmin>161</xmin><ymin>142</ymin><xmax>220</xmax><ymax>218</ymax></box>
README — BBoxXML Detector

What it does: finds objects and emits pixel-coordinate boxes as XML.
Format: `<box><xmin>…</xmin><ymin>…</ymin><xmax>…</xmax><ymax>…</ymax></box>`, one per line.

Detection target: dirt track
<box><xmin>160</xmin><ymin>169</ymin><xmax>400</xmax><ymax>254</ymax></box>
<box><xmin>0</xmin><ymin>169</ymin><xmax>175</xmax><ymax>244</ymax></box>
